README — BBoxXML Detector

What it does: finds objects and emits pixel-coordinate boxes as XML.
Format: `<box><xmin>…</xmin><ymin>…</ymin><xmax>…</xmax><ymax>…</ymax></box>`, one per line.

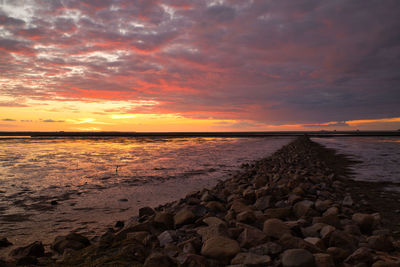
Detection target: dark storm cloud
<box><xmin>0</xmin><ymin>0</ymin><xmax>399</xmax><ymax>125</ymax></box>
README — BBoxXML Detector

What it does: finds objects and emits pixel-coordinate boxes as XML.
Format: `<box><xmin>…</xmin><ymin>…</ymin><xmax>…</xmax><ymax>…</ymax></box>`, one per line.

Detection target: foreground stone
<box><xmin>201</xmin><ymin>236</ymin><xmax>240</xmax><ymax>260</ymax></box>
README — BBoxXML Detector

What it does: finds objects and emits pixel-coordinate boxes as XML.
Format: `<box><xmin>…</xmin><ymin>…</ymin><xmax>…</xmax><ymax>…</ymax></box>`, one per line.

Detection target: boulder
<box><xmin>352</xmin><ymin>213</ymin><xmax>375</xmax><ymax>233</ymax></box>
<box><xmin>154</xmin><ymin>212</ymin><xmax>174</xmax><ymax>229</ymax></box>
<box><xmin>367</xmin><ymin>235</ymin><xmax>394</xmax><ymax>252</ymax></box>
<box><xmin>326</xmin><ymin>247</ymin><xmax>351</xmax><ymax>263</ymax></box>
<box><xmin>158</xmin><ymin>230</ymin><xmax>176</xmax><ymax>247</ymax></box>
<box><xmin>10</xmin><ymin>241</ymin><xmax>44</xmax><ymax>260</ymax></box>
<box><xmin>249</xmin><ymin>242</ymin><xmax>282</xmax><ymax>256</ymax></box>
<box><xmin>139</xmin><ymin>206</ymin><xmax>155</xmax><ymax>217</ymax></box>
<box><xmin>0</xmin><ymin>237</ymin><xmax>12</xmax><ymax>248</ymax></box>
<box><xmin>205</xmin><ymin>201</ymin><xmax>226</xmax><ymax>212</ymax></box>
<box><xmin>144</xmin><ymin>252</ymin><xmax>177</xmax><ymax>267</ymax></box>
<box><xmin>328</xmin><ymin>230</ymin><xmax>357</xmax><ymax>252</ymax></box>
<box><xmin>201</xmin><ymin>236</ymin><xmax>240</xmax><ymax>260</ymax></box>
<box><xmin>174</xmin><ymin>208</ymin><xmax>196</xmax><ymax>227</ymax></box>
<box><xmin>293</xmin><ymin>200</ymin><xmax>314</xmax><ymax>218</ymax></box>
<box><xmin>51</xmin><ymin>233</ymin><xmax>90</xmax><ymax>254</ymax></box>
<box><xmin>313</xmin><ymin>253</ymin><xmax>335</xmax><ymax>267</ymax></box>
<box><xmin>315</xmin><ymin>199</ymin><xmax>332</xmax><ymax>212</ymax></box>
<box><xmin>254</xmin><ymin>195</ymin><xmax>271</xmax><ymax>210</ymax></box>
<box><xmin>304</xmin><ymin>237</ymin><xmax>325</xmax><ymax>250</ymax></box>
<box><xmin>197</xmin><ymin>224</ymin><xmax>229</xmax><ymax>241</ymax></box>
<box><xmin>237</xmin><ymin>225</ymin><xmax>268</xmax><ymax>248</ymax></box>
<box><xmin>264</xmin><ymin>207</ymin><xmax>291</xmax><ymax>219</ymax></box>
<box><xmin>231</xmin><ymin>252</ymin><xmax>271</xmax><ymax>266</ymax></box>
<box><xmin>282</xmin><ymin>249</ymin><xmax>315</xmax><ymax>267</ymax></box>
<box><xmin>203</xmin><ymin>216</ymin><xmax>226</xmax><ymax>227</ymax></box>
<box><xmin>344</xmin><ymin>247</ymin><xmax>374</xmax><ymax>266</ymax></box>
<box><xmin>263</xmin><ymin>218</ymin><xmax>290</xmax><ymax>239</ymax></box>
<box><xmin>236</xmin><ymin>210</ymin><xmax>256</xmax><ymax>223</ymax></box>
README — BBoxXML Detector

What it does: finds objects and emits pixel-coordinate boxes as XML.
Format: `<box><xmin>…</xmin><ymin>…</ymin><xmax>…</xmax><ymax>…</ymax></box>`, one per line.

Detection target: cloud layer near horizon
<box><xmin>1</xmin><ymin>0</ymin><xmax>400</xmax><ymax>128</ymax></box>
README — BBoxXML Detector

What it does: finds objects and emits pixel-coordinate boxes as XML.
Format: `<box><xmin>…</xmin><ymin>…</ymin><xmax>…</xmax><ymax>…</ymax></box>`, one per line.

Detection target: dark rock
<box><xmin>263</xmin><ymin>218</ymin><xmax>291</xmax><ymax>239</ymax></box>
<box><xmin>328</xmin><ymin>230</ymin><xmax>357</xmax><ymax>252</ymax></box>
<box><xmin>367</xmin><ymin>235</ymin><xmax>394</xmax><ymax>251</ymax></box>
<box><xmin>139</xmin><ymin>206</ymin><xmax>155</xmax><ymax>217</ymax></box>
<box><xmin>154</xmin><ymin>212</ymin><xmax>174</xmax><ymax>229</ymax></box>
<box><xmin>237</xmin><ymin>224</ymin><xmax>268</xmax><ymax>248</ymax></box>
<box><xmin>352</xmin><ymin>213</ymin><xmax>375</xmax><ymax>233</ymax></box>
<box><xmin>50</xmin><ymin>200</ymin><xmax>58</xmax><ymax>205</ymax></box>
<box><xmin>51</xmin><ymin>233</ymin><xmax>90</xmax><ymax>254</ymax></box>
<box><xmin>326</xmin><ymin>247</ymin><xmax>351</xmax><ymax>263</ymax></box>
<box><xmin>114</xmin><ymin>220</ymin><xmax>124</xmax><ymax>228</ymax></box>
<box><xmin>158</xmin><ymin>230</ymin><xmax>176</xmax><ymax>247</ymax></box>
<box><xmin>10</xmin><ymin>241</ymin><xmax>44</xmax><ymax>259</ymax></box>
<box><xmin>293</xmin><ymin>200</ymin><xmax>314</xmax><ymax>218</ymax></box>
<box><xmin>344</xmin><ymin>247</ymin><xmax>374</xmax><ymax>266</ymax></box>
<box><xmin>16</xmin><ymin>256</ymin><xmax>38</xmax><ymax>266</ymax></box>
<box><xmin>144</xmin><ymin>252</ymin><xmax>177</xmax><ymax>267</ymax></box>
<box><xmin>254</xmin><ymin>195</ymin><xmax>271</xmax><ymax>210</ymax></box>
<box><xmin>0</xmin><ymin>237</ymin><xmax>12</xmax><ymax>248</ymax></box>
<box><xmin>263</xmin><ymin>207</ymin><xmax>291</xmax><ymax>219</ymax></box>
<box><xmin>236</xmin><ymin>210</ymin><xmax>256</xmax><ymax>223</ymax></box>
<box><xmin>282</xmin><ymin>249</ymin><xmax>315</xmax><ymax>267</ymax></box>
<box><xmin>313</xmin><ymin>253</ymin><xmax>335</xmax><ymax>267</ymax></box>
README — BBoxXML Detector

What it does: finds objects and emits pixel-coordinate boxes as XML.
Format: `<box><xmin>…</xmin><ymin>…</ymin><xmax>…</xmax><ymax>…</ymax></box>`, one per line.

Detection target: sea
<box><xmin>0</xmin><ymin>136</ymin><xmax>292</xmax><ymax>253</ymax></box>
<box><xmin>0</xmin><ymin>135</ymin><xmax>399</xmax><ymax>256</ymax></box>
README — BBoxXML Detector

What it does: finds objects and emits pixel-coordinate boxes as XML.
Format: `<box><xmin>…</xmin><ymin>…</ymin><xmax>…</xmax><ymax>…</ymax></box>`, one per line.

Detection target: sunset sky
<box><xmin>1</xmin><ymin>0</ymin><xmax>399</xmax><ymax>132</ymax></box>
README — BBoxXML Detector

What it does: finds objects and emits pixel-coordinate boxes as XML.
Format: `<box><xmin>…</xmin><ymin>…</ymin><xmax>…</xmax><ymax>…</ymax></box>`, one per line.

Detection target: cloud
<box><xmin>41</xmin><ymin>119</ymin><xmax>65</xmax><ymax>123</ymax></box>
<box><xmin>0</xmin><ymin>0</ymin><xmax>399</xmax><ymax>126</ymax></box>
<box><xmin>2</xmin><ymin>118</ymin><xmax>16</xmax><ymax>121</ymax></box>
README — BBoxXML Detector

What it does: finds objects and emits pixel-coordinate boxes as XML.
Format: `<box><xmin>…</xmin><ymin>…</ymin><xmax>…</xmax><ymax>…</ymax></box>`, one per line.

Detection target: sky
<box><xmin>0</xmin><ymin>0</ymin><xmax>400</xmax><ymax>132</ymax></box>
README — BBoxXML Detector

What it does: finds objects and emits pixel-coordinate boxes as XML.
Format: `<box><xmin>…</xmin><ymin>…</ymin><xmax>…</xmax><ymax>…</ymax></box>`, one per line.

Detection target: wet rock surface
<box><xmin>1</xmin><ymin>136</ymin><xmax>400</xmax><ymax>266</ymax></box>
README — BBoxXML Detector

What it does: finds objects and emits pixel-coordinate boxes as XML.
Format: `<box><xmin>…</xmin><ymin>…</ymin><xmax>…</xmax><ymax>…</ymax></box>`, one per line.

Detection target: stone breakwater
<box><xmin>1</xmin><ymin>136</ymin><xmax>400</xmax><ymax>266</ymax></box>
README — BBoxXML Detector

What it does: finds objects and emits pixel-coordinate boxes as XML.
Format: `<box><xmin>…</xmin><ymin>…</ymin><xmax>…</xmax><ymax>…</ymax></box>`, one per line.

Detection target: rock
<box><xmin>0</xmin><ymin>237</ymin><xmax>12</xmax><ymax>248</ymax></box>
<box><xmin>249</xmin><ymin>242</ymin><xmax>282</xmax><ymax>256</ymax></box>
<box><xmin>315</xmin><ymin>199</ymin><xmax>332</xmax><ymax>212</ymax></box>
<box><xmin>158</xmin><ymin>230</ymin><xmax>176</xmax><ymax>247</ymax></box>
<box><xmin>50</xmin><ymin>200</ymin><xmax>58</xmax><ymax>205</ymax></box>
<box><xmin>344</xmin><ymin>224</ymin><xmax>361</xmax><ymax>236</ymax></box>
<box><xmin>293</xmin><ymin>200</ymin><xmax>314</xmax><ymax>218</ymax></box>
<box><xmin>263</xmin><ymin>218</ymin><xmax>291</xmax><ymax>239</ymax></box>
<box><xmin>264</xmin><ymin>207</ymin><xmax>291</xmax><ymax>219</ymax></box>
<box><xmin>323</xmin><ymin>207</ymin><xmax>339</xmax><ymax>217</ymax></box>
<box><xmin>344</xmin><ymin>247</ymin><xmax>374</xmax><ymax>266</ymax></box>
<box><xmin>326</xmin><ymin>247</ymin><xmax>351</xmax><ymax>263</ymax></box>
<box><xmin>201</xmin><ymin>190</ymin><xmax>215</xmax><ymax>202</ymax></box>
<box><xmin>282</xmin><ymin>249</ymin><xmax>315</xmax><ymax>267</ymax></box>
<box><xmin>352</xmin><ymin>213</ymin><xmax>375</xmax><ymax>233</ymax></box>
<box><xmin>328</xmin><ymin>230</ymin><xmax>357</xmax><ymax>252</ymax></box>
<box><xmin>203</xmin><ymin>216</ymin><xmax>226</xmax><ymax>227</ymax></box>
<box><xmin>236</xmin><ymin>210</ymin><xmax>256</xmax><ymax>223</ymax></box>
<box><xmin>139</xmin><ymin>206</ymin><xmax>155</xmax><ymax>217</ymax></box>
<box><xmin>304</xmin><ymin>237</ymin><xmax>325</xmax><ymax>250</ymax></box>
<box><xmin>230</xmin><ymin>200</ymin><xmax>251</xmax><ymax>214</ymax></box>
<box><xmin>301</xmin><ymin>223</ymin><xmax>326</xmax><ymax>238</ymax></box>
<box><xmin>342</xmin><ymin>194</ymin><xmax>354</xmax><ymax>206</ymax></box>
<box><xmin>197</xmin><ymin>224</ymin><xmax>229</xmax><ymax>241</ymax></box>
<box><xmin>10</xmin><ymin>241</ymin><xmax>44</xmax><ymax>259</ymax></box>
<box><xmin>205</xmin><ymin>201</ymin><xmax>226</xmax><ymax>212</ymax></box>
<box><xmin>114</xmin><ymin>220</ymin><xmax>124</xmax><ymax>228</ymax></box>
<box><xmin>237</xmin><ymin>224</ymin><xmax>268</xmax><ymax>248</ymax></box>
<box><xmin>201</xmin><ymin>236</ymin><xmax>240</xmax><ymax>260</ymax></box>
<box><xmin>372</xmin><ymin>260</ymin><xmax>400</xmax><ymax>267</ymax></box>
<box><xmin>254</xmin><ymin>195</ymin><xmax>271</xmax><ymax>210</ymax></box>
<box><xmin>242</xmin><ymin>188</ymin><xmax>256</xmax><ymax>202</ymax></box>
<box><xmin>279</xmin><ymin>234</ymin><xmax>322</xmax><ymax>253</ymax></box>
<box><xmin>144</xmin><ymin>252</ymin><xmax>177</xmax><ymax>267</ymax></box>
<box><xmin>174</xmin><ymin>208</ymin><xmax>196</xmax><ymax>227</ymax></box>
<box><xmin>51</xmin><ymin>233</ymin><xmax>90</xmax><ymax>254</ymax></box>
<box><xmin>16</xmin><ymin>256</ymin><xmax>38</xmax><ymax>266</ymax></box>
<box><xmin>154</xmin><ymin>212</ymin><xmax>174</xmax><ymax>229</ymax></box>
<box><xmin>231</xmin><ymin>252</ymin><xmax>271</xmax><ymax>266</ymax></box>
<box><xmin>367</xmin><ymin>235</ymin><xmax>394</xmax><ymax>251</ymax></box>
<box><xmin>320</xmin><ymin>225</ymin><xmax>336</xmax><ymax>240</ymax></box>
<box><xmin>313</xmin><ymin>253</ymin><xmax>335</xmax><ymax>267</ymax></box>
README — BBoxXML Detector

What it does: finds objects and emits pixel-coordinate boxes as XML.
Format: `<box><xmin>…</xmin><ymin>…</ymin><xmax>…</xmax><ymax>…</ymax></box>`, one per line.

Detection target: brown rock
<box><xmin>328</xmin><ymin>230</ymin><xmax>357</xmax><ymax>252</ymax></box>
<box><xmin>231</xmin><ymin>252</ymin><xmax>271</xmax><ymax>266</ymax></box>
<box><xmin>254</xmin><ymin>195</ymin><xmax>271</xmax><ymax>210</ymax></box>
<box><xmin>352</xmin><ymin>213</ymin><xmax>375</xmax><ymax>233</ymax></box>
<box><xmin>282</xmin><ymin>249</ymin><xmax>315</xmax><ymax>267</ymax></box>
<box><xmin>205</xmin><ymin>201</ymin><xmax>226</xmax><ymax>212</ymax></box>
<box><xmin>293</xmin><ymin>200</ymin><xmax>314</xmax><ymax>218</ymax></box>
<box><xmin>51</xmin><ymin>233</ymin><xmax>90</xmax><ymax>254</ymax></box>
<box><xmin>144</xmin><ymin>252</ymin><xmax>177</xmax><ymax>267</ymax></box>
<box><xmin>237</xmin><ymin>224</ymin><xmax>268</xmax><ymax>248</ymax></box>
<box><xmin>326</xmin><ymin>247</ymin><xmax>351</xmax><ymax>263</ymax></box>
<box><xmin>154</xmin><ymin>212</ymin><xmax>174</xmax><ymax>229</ymax></box>
<box><xmin>367</xmin><ymin>235</ymin><xmax>394</xmax><ymax>252</ymax></box>
<box><xmin>10</xmin><ymin>241</ymin><xmax>45</xmax><ymax>260</ymax></box>
<box><xmin>236</xmin><ymin>210</ymin><xmax>256</xmax><ymax>223</ymax></box>
<box><xmin>197</xmin><ymin>224</ymin><xmax>229</xmax><ymax>241</ymax></box>
<box><xmin>279</xmin><ymin>234</ymin><xmax>322</xmax><ymax>253</ymax></box>
<box><xmin>139</xmin><ymin>206</ymin><xmax>155</xmax><ymax>217</ymax></box>
<box><xmin>263</xmin><ymin>218</ymin><xmax>291</xmax><ymax>239</ymax></box>
<box><xmin>174</xmin><ymin>208</ymin><xmax>196</xmax><ymax>227</ymax></box>
<box><xmin>304</xmin><ymin>237</ymin><xmax>325</xmax><ymax>250</ymax></box>
<box><xmin>315</xmin><ymin>199</ymin><xmax>332</xmax><ymax>212</ymax></box>
<box><xmin>313</xmin><ymin>253</ymin><xmax>335</xmax><ymax>267</ymax></box>
<box><xmin>230</xmin><ymin>199</ymin><xmax>251</xmax><ymax>214</ymax></box>
<box><xmin>201</xmin><ymin>236</ymin><xmax>240</xmax><ymax>260</ymax></box>
<box><xmin>344</xmin><ymin>247</ymin><xmax>374</xmax><ymax>266</ymax></box>
<box><xmin>203</xmin><ymin>216</ymin><xmax>226</xmax><ymax>227</ymax></box>
<box><xmin>264</xmin><ymin>207</ymin><xmax>291</xmax><ymax>219</ymax></box>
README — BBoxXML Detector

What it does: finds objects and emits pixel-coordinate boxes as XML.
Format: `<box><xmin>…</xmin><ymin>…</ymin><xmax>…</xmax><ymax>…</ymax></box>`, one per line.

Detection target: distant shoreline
<box><xmin>0</xmin><ymin>131</ymin><xmax>399</xmax><ymax>138</ymax></box>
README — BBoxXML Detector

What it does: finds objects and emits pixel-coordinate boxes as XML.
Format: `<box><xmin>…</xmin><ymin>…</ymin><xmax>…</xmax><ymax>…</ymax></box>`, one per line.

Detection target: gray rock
<box><xmin>282</xmin><ymin>249</ymin><xmax>315</xmax><ymax>267</ymax></box>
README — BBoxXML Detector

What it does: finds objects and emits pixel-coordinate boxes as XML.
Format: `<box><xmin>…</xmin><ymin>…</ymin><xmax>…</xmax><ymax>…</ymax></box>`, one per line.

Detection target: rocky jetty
<box><xmin>2</xmin><ymin>136</ymin><xmax>399</xmax><ymax>266</ymax></box>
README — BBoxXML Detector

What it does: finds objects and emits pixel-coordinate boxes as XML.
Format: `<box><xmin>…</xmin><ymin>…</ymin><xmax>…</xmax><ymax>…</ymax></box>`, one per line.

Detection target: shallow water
<box><xmin>313</xmin><ymin>137</ymin><xmax>400</xmax><ymax>188</ymax></box>
<box><xmin>0</xmin><ymin>136</ymin><xmax>292</xmax><ymax>253</ymax></box>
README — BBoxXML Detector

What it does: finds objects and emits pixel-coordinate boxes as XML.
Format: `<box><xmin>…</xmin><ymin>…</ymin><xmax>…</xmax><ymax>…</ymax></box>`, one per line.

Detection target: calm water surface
<box><xmin>313</xmin><ymin>137</ymin><xmax>400</xmax><ymax>187</ymax></box>
<box><xmin>0</xmin><ymin>136</ymin><xmax>292</xmax><ymax>253</ymax></box>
